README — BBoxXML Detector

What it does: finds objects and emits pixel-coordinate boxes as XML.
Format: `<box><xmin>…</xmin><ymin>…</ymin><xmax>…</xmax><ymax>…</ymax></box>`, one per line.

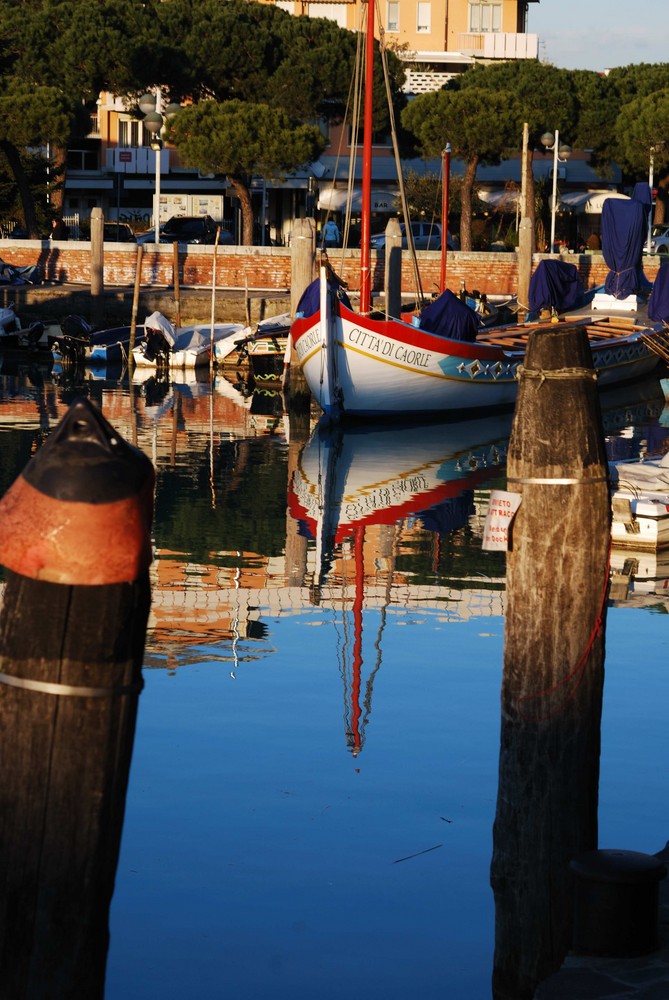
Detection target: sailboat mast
<box><xmin>359</xmin><ymin>0</ymin><xmax>375</xmax><ymax>315</ymax></box>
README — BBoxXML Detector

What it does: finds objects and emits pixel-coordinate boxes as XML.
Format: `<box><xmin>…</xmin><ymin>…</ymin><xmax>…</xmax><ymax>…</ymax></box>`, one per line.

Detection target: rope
<box><xmin>516</xmin><ymin>364</ymin><xmax>597</xmax><ymax>385</ymax></box>
<box><xmin>0</xmin><ymin>669</ymin><xmax>144</xmax><ymax>698</ymax></box>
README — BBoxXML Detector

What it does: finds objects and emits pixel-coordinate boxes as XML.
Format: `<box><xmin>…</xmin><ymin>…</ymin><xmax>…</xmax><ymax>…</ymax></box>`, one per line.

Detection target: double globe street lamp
<box><xmin>138</xmin><ymin>92</ymin><xmax>181</xmax><ymax>245</ymax></box>
<box><xmin>541</xmin><ymin>130</ymin><xmax>572</xmax><ymax>254</ymax></box>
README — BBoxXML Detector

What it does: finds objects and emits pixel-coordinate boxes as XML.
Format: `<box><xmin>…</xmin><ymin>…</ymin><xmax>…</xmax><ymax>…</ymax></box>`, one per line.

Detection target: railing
<box><xmin>457</xmin><ymin>32</ymin><xmax>538</xmax><ymax>59</ymax></box>
<box><xmin>105</xmin><ymin>147</ymin><xmax>170</xmax><ymax>174</ymax></box>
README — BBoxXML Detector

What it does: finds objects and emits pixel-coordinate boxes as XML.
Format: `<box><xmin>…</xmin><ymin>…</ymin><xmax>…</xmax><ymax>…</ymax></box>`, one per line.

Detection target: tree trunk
<box><xmin>49</xmin><ymin>142</ymin><xmax>69</xmax><ymax>217</ymax></box>
<box><xmin>227</xmin><ymin>174</ymin><xmax>254</xmax><ymax>245</ymax></box>
<box><xmin>0</xmin><ymin>141</ymin><xmax>39</xmax><ymax>238</ymax></box>
<box><xmin>525</xmin><ymin>150</ymin><xmax>537</xmax><ymax>253</ymax></box>
<box><xmin>654</xmin><ymin>170</ymin><xmax>669</xmax><ymax>225</ymax></box>
<box><xmin>459</xmin><ymin>154</ymin><xmax>478</xmax><ymax>252</ymax></box>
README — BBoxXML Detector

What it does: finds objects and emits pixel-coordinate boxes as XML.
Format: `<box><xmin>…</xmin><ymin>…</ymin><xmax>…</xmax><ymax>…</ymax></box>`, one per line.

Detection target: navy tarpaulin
<box><xmin>419</xmin><ymin>289</ymin><xmax>481</xmax><ymax>342</ymax></box>
<box><xmin>649</xmin><ymin>262</ymin><xmax>669</xmax><ymax>324</ymax></box>
<box><xmin>417</xmin><ymin>492</ymin><xmax>474</xmax><ymax>534</ymax></box>
<box><xmin>294</xmin><ymin>277</ymin><xmax>352</xmax><ymax>319</ymax></box>
<box><xmin>602</xmin><ymin>185</ymin><xmax>652</xmax><ymax>298</ymax></box>
<box><xmin>528</xmin><ymin>259</ymin><xmax>581</xmax><ymax>312</ymax></box>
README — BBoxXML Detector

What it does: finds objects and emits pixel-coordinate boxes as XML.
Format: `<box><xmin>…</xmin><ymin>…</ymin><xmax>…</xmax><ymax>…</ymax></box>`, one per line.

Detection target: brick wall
<box><xmin>1</xmin><ymin>239</ymin><xmax>661</xmax><ymax>298</ymax></box>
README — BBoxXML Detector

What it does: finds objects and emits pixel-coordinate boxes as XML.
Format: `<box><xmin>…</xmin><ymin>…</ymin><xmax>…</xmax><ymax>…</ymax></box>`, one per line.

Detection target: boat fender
<box><xmin>0</xmin><ymin>399</ymin><xmax>154</xmax><ymax>585</ymax></box>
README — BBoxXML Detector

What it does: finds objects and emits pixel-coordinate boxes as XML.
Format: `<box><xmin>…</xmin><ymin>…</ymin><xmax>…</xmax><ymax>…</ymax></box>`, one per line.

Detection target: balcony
<box><xmin>106</xmin><ymin>147</ymin><xmax>170</xmax><ymax>174</ymax></box>
<box><xmin>458</xmin><ymin>32</ymin><xmax>538</xmax><ymax>59</ymax></box>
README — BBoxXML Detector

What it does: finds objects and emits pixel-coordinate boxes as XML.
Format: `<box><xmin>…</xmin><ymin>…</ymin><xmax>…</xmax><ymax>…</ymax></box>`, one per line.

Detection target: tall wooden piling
<box><xmin>90</xmin><ymin>207</ymin><xmax>104</xmax><ymax>328</ymax></box>
<box><xmin>287</xmin><ymin>217</ymin><xmax>316</xmax><ymax>411</ymax></box>
<box><xmin>491</xmin><ymin>325</ymin><xmax>610</xmax><ymax>998</ymax></box>
<box><xmin>384</xmin><ymin>217</ymin><xmax>402</xmax><ymax>320</ymax></box>
<box><xmin>0</xmin><ymin>399</ymin><xmax>154</xmax><ymax>998</ymax></box>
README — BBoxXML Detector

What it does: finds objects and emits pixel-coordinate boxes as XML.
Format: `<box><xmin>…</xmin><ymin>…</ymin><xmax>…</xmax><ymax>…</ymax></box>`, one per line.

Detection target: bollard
<box><xmin>0</xmin><ymin>398</ymin><xmax>154</xmax><ymax>997</ymax></box>
<box><xmin>570</xmin><ymin>849</ymin><xmax>667</xmax><ymax>957</ymax></box>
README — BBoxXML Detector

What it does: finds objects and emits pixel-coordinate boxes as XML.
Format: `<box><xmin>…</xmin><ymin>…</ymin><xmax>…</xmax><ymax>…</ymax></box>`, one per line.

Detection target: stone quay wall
<box><xmin>1</xmin><ymin>239</ymin><xmax>662</xmax><ymax>306</ymax></box>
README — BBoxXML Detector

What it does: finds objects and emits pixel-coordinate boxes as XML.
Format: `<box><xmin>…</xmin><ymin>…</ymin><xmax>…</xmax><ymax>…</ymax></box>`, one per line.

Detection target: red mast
<box><xmin>359</xmin><ymin>0</ymin><xmax>375</xmax><ymax>315</ymax></box>
<box><xmin>440</xmin><ymin>143</ymin><xmax>451</xmax><ymax>294</ymax></box>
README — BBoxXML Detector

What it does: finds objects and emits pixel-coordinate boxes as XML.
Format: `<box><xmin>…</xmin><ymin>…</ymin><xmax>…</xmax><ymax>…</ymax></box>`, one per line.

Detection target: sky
<box><xmin>528</xmin><ymin>0</ymin><xmax>669</xmax><ymax>72</ymax></box>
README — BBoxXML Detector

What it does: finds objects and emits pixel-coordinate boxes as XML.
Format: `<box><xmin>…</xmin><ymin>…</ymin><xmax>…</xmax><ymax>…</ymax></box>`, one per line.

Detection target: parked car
<box><xmin>103</xmin><ymin>222</ymin><xmax>136</xmax><ymax>243</ymax></box>
<box><xmin>135</xmin><ymin>228</ymin><xmax>169</xmax><ymax>245</ymax></box>
<box><xmin>369</xmin><ymin>221</ymin><xmax>456</xmax><ymax>252</ymax></box>
<box><xmin>649</xmin><ymin>224</ymin><xmax>669</xmax><ymax>254</ymax></box>
<box><xmin>161</xmin><ymin>215</ymin><xmax>234</xmax><ymax>245</ymax></box>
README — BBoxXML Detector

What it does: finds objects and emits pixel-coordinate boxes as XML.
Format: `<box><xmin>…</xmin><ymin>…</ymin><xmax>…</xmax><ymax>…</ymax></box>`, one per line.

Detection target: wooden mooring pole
<box><xmin>0</xmin><ymin>399</ymin><xmax>154</xmax><ymax>998</ymax></box>
<box><xmin>285</xmin><ymin>217</ymin><xmax>316</xmax><ymax>409</ymax></box>
<box><xmin>490</xmin><ymin>325</ymin><xmax>610</xmax><ymax>999</ymax></box>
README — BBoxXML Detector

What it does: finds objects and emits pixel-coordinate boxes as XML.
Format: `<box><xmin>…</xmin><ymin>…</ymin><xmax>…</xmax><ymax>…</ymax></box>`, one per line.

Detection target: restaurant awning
<box><xmin>317</xmin><ymin>186</ymin><xmax>400</xmax><ymax>213</ymax></box>
<box><xmin>558</xmin><ymin>191</ymin><xmax>630</xmax><ymax>214</ymax></box>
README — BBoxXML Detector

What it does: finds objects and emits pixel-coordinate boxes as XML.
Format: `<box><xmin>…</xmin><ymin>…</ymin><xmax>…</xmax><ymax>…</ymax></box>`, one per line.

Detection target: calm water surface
<box><xmin>0</xmin><ymin>359</ymin><xmax>668</xmax><ymax>999</ymax></box>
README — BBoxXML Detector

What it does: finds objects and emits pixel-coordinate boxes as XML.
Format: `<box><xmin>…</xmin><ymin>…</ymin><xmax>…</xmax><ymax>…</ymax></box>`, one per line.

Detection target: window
<box><xmin>469</xmin><ymin>1</ymin><xmax>502</xmax><ymax>33</ymax></box>
<box><xmin>307</xmin><ymin>3</ymin><xmax>347</xmax><ymax>28</ymax></box>
<box><xmin>118</xmin><ymin>118</ymin><xmax>151</xmax><ymax>148</ymax></box>
<box><xmin>387</xmin><ymin>1</ymin><xmax>399</xmax><ymax>32</ymax></box>
<box><xmin>416</xmin><ymin>2</ymin><xmax>431</xmax><ymax>33</ymax></box>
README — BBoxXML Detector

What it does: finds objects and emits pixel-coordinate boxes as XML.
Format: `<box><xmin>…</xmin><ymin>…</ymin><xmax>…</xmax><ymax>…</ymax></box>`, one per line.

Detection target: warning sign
<box><xmin>482</xmin><ymin>490</ymin><xmax>522</xmax><ymax>551</ymax></box>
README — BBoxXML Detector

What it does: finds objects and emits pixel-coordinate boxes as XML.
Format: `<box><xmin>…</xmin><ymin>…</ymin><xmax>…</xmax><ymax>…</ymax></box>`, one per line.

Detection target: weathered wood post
<box><xmin>0</xmin><ymin>398</ymin><xmax>154</xmax><ymax>998</ymax></box>
<box><xmin>129</xmin><ymin>243</ymin><xmax>144</xmax><ymax>360</ymax></box>
<box><xmin>90</xmin><ymin>207</ymin><xmax>104</xmax><ymax>328</ymax></box>
<box><xmin>384</xmin><ymin>217</ymin><xmax>402</xmax><ymax>320</ymax></box>
<box><xmin>490</xmin><ymin>325</ymin><xmax>609</xmax><ymax>999</ymax></box>
<box><xmin>173</xmin><ymin>241</ymin><xmax>181</xmax><ymax>327</ymax></box>
<box><xmin>517</xmin><ymin>217</ymin><xmax>533</xmax><ymax>322</ymax></box>
<box><xmin>286</xmin><ymin>217</ymin><xmax>316</xmax><ymax>410</ymax></box>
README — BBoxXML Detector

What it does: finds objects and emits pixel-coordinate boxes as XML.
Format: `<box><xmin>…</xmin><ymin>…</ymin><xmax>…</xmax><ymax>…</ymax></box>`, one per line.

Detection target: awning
<box><xmin>558</xmin><ymin>191</ymin><xmax>630</xmax><ymax>214</ymax></box>
<box><xmin>317</xmin><ymin>186</ymin><xmax>400</xmax><ymax>213</ymax></box>
<box><xmin>478</xmin><ymin>188</ymin><xmax>520</xmax><ymax>209</ymax></box>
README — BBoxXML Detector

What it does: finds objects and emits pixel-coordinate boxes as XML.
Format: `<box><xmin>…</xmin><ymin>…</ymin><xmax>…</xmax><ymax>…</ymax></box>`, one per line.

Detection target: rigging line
<box><xmin>377</xmin><ymin>0</ymin><xmax>424</xmax><ymax>308</ymax></box>
<box><xmin>342</xmin><ymin>6</ymin><xmax>365</xmax><ymax>258</ymax></box>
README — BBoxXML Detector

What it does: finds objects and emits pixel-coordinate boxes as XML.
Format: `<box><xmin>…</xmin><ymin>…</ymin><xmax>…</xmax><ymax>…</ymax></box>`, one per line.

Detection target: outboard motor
<box><xmin>55</xmin><ymin>314</ymin><xmax>93</xmax><ymax>363</ymax></box>
<box><xmin>142</xmin><ymin>311</ymin><xmax>177</xmax><ymax>365</ymax></box>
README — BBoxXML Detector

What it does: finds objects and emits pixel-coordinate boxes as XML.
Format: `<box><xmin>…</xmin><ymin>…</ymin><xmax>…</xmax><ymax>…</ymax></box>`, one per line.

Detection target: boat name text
<box><xmin>348</xmin><ymin>327</ymin><xmax>432</xmax><ymax>369</ymax></box>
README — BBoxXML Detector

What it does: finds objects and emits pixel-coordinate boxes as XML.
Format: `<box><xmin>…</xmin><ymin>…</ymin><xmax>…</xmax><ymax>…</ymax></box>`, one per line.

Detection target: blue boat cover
<box><xmin>649</xmin><ymin>261</ymin><xmax>669</xmax><ymax>324</ymax></box>
<box><xmin>602</xmin><ymin>185</ymin><xmax>652</xmax><ymax>298</ymax></box>
<box><xmin>295</xmin><ymin>277</ymin><xmax>352</xmax><ymax>319</ymax></box>
<box><xmin>528</xmin><ymin>259</ymin><xmax>582</xmax><ymax>312</ymax></box>
<box><xmin>419</xmin><ymin>289</ymin><xmax>481</xmax><ymax>342</ymax></box>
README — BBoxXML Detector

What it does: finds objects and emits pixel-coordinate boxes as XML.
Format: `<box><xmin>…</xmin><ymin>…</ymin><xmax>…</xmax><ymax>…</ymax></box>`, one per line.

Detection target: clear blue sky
<box><xmin>528</xmin><ymin>0</ymin><xmax>669</xmax><ymax>72</ymax></box>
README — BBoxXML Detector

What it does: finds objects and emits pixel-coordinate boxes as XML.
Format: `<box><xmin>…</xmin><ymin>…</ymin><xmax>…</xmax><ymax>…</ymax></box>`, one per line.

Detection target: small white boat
<box><xmin>133</xmin><ymin>311</ymin><xmax>247</xmax><ymax>370</ymax></box>
<box><xmin>609</xmin><ymin>452</ymin><xmax>669</xmax><ymax>550</ymax></box>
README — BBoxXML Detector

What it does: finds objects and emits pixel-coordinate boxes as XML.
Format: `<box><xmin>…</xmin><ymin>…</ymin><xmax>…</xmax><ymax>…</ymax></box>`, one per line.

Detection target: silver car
<box><xmin>649</xmin><ymin>224</ymin><xmax>669</xmax><ymax>254</ymax></box>
<box><xmin>369</xmin><ymin>221</ymin><xmax>454</xmax><ymax>251</ymax></box>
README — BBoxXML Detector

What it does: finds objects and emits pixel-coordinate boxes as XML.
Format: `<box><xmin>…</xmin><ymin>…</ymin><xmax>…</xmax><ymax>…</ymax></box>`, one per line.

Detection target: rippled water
<box><xmin>0</xmin><ymin>358</ymin><xmax>668</xmax><ymax>999</ymax></box>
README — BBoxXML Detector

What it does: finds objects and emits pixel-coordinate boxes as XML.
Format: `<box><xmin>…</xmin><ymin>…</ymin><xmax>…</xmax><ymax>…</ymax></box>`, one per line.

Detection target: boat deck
<box><xmin>476</xmin><ymin>315</ymin><xmax>646</xmax><ymax>348</ymax></box>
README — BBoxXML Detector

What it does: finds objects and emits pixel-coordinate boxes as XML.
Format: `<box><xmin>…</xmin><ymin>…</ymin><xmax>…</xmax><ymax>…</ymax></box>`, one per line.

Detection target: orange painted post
<box><xmin>0</xmin><ymin>398</ymin><xmax>154</xmax><ymax>996</ymax></box>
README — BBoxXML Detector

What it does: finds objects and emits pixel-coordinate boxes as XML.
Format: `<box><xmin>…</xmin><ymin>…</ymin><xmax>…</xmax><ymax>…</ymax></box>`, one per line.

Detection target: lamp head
<box><xmin>138</xmin><ymin>93</ymin><xmax>157</xmax><ymax>116</ymax></box>
<box><xmin>541</xmin><ymin>131</ymin><xmax>555</xmax><ymax>150</ymax></box>
<box><xmin>143</xmin><ymin>111</ymin><xmax>163</xmax><ymax>136</ymax></box>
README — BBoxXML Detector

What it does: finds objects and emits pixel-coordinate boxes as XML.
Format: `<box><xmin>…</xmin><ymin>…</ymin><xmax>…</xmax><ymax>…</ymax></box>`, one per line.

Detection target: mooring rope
<box><xmin>516</xmin><ymin>365</ymin><xmax>598</xmax><ymax>385</ymax></box>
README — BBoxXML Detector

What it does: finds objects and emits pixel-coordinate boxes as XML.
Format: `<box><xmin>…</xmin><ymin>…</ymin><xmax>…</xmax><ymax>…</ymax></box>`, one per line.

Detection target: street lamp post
<box><xmin>138</xmin><ymin>91</ymin><xmax>181</xmax><ymax>245</ymax></box>
<box><xmin>541</xmin><ymin>130</ymin><xmax>572</xmax><ymax>254</ymax></box>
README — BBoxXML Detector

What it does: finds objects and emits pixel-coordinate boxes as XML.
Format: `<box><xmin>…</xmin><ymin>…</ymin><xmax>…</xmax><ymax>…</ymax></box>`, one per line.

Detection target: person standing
<box><xmin>322</xmin><ymin>218</ymin><xmax>340</xmax><ymax>249</ymax></box>
<box><xmin>50</xmin><ymin>218</ymin><xmax>69</xmax><ymax>240</ymax></box>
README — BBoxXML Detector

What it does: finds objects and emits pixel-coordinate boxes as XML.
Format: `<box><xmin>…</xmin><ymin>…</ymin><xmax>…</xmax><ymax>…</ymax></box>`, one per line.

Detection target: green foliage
<box><xmin>613</xmin><ymin>91</ymin><xmax>669</xmax><ymax>176</ymax></box>
<box><xmin>456</xmin><ymin>60</ymin><xmax>578</xmax><ymax>148</ymax></box>
<box><xmin>402</xmin><ymin>86</ymin><xmax>521</xmax><ymax>162</ymax></box>
<box><xmin>171</xmin><ymin>100</ymin><xmax>324</xmax><ymax>180</ymax></box>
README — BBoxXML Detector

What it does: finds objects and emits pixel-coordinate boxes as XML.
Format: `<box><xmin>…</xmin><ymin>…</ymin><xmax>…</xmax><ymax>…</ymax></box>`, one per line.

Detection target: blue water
<box><xmin>0</xmin><ymin>365</ymin><xmax>668</xmax><ymax>998</ymax></box>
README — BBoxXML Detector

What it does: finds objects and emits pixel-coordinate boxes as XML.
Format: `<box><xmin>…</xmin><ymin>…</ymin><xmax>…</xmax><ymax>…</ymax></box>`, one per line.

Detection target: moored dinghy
<box><xmin>133</xmin><ymin>311</ymin><xmax>248</xmax><ymax>370</ymax></box>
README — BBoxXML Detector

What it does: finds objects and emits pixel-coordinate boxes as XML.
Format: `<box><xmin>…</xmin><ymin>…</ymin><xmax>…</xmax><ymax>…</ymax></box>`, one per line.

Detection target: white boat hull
<box><xmin>291</xmin><ymin>283</ymin><xmax>659</xmax><ymax>419</ymax></box>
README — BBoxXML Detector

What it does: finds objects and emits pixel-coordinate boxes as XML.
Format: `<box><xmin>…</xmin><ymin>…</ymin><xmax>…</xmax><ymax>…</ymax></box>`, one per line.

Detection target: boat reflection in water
<box><xmin>289</xmin><ymin>414</ymin><xmax>511</xmax><ymax>755</ymax></box>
